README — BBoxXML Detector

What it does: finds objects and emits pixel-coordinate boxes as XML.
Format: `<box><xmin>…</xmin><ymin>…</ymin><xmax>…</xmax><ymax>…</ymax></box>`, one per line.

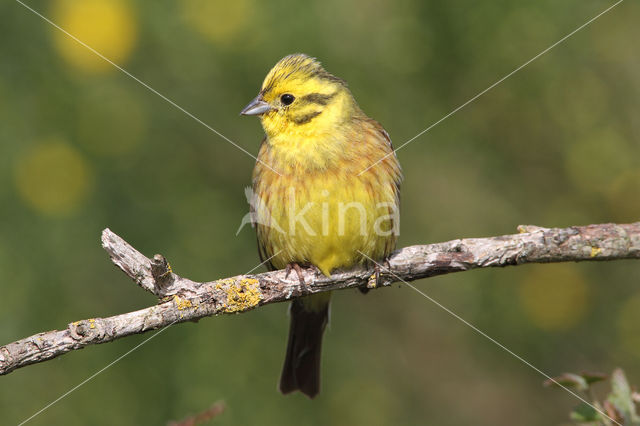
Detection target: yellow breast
<box><xmin>253</xmin><ymin>118</ymin><xmax>401</xmax><ymax>276</ymax></box>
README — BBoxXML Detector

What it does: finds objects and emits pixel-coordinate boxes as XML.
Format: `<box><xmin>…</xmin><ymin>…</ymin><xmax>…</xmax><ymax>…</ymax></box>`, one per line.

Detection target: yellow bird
<box><xmin>241</xmin><ymin>54</ymin><xmax>402</xmax><ymax>398</ymax></box>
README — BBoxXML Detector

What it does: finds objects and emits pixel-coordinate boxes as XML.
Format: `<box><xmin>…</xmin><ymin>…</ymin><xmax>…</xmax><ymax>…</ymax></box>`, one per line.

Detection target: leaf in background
<box><xmin>544</xmin><ymin>373</ymin><xmax>589</xmax><ymax>391</ymax></box>
<box><xmin>607</xmin><ymin>368</ymin><xmax>640</xmax><ymax>424</ymax></box>
<box><xmin>581</xmin><ymin>372</ymin><xmax>608</xmax><ymax>386</ymax></box>
<box><xmin>569</xmin><ymin>402</ymin><xmax>600</xmax><ymax>423</ymax></box>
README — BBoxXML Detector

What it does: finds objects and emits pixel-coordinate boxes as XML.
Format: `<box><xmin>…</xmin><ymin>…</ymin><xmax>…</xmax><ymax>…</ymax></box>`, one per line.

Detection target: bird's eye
<box><xmin>280</xmin><ymin>94</ymin><xmax>295</xmax><ymax>105</ymax></box>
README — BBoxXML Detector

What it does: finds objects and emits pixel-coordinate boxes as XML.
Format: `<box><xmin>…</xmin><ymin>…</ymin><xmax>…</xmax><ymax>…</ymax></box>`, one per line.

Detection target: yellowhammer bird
<box><xmin>241</xmin><ymin>54</ymin><xmax>402</xmax><ymax>398</ymax></box>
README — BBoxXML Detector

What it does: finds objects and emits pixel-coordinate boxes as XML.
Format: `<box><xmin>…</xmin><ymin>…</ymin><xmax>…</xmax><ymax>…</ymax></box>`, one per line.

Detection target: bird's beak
<box><xmin>240</xmin><ymin>95</ymin><xmax>272</xmax><ymax>116</ymax></box>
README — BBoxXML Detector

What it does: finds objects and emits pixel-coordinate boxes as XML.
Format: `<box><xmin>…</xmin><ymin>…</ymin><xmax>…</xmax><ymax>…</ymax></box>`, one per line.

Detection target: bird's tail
<box><xmin>279</xmin><ymin>292</ymin><xmax>331</xmax><ymax>398</ymax></box>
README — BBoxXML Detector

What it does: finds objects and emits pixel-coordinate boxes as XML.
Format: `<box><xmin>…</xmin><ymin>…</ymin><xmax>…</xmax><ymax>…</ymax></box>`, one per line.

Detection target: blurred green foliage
<box><xmin>1</xmin><ymin>0</ymin><xmax>639</xmax><ymax>425</ymax></box>
<box><xmin>545</xmin><ymin>368</ymin><xmax>640</xmax><ymax>425</ymax></box>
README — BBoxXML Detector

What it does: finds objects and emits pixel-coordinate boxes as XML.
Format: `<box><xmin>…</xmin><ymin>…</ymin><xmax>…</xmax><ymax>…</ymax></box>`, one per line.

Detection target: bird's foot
<box><xmin>285</xmin><ymin>262</ymin><xmax>308</xmax><ymax>286</ymax></box>
<box><xmin>285</xmin><ymin>263</ymin><xmax>322</xmax><ymax>290</ymax></box>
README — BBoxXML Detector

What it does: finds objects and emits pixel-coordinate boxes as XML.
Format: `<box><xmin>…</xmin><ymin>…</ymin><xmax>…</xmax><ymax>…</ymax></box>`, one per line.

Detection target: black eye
<box><xmin>280</xmin><ymin>94</ymin><xmax>295</xmax><ymax>105</ymax></box>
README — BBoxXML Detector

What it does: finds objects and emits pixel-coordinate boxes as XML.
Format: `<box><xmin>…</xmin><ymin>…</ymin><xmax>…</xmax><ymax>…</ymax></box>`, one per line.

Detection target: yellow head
<box><xmin>241</xmin><ymin>54</ymin><xmax>361</xmax><ymax>142</ymax></box>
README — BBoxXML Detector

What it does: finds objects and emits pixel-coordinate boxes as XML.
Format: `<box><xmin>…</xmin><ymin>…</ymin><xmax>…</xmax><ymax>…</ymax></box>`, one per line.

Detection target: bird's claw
<box><xmin>285</xmin><ymin>263</ymin><xmax>307</xmax><ymax>286</ymax></box>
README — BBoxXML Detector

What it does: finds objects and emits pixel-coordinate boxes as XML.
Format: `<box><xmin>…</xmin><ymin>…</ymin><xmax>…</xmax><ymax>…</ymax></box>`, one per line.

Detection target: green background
<box><xmin>1</xmin><ymin>0</ymin><xmax>639</xmax><ymax>424</ymax></box>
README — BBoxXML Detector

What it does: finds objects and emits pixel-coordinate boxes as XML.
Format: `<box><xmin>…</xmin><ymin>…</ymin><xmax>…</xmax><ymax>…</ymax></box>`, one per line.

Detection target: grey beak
<box><xmin>240</xmin><ymin>95</ymin><xmax>272</xmax><ymax>116</ymax></box>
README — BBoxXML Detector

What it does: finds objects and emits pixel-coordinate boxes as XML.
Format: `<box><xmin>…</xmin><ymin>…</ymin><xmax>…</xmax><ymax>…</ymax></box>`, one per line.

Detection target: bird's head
<box><xmin>241</xmin><ymin>54</ymin><xmax>359</xmax><ymax>141</ymax></box>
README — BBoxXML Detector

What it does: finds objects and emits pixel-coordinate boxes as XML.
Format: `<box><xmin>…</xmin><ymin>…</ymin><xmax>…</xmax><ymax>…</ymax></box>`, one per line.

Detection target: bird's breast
<box><xmin>254</xmin><ymin>164</ymin><xmax>398</xmax><ymax>276</ymax></box>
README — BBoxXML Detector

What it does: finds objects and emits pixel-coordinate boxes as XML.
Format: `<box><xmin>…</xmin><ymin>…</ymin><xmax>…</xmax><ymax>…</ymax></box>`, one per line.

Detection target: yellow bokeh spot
<box><xmin>617</xmin><ymin>293</ymin><xmax>640</xmax><ymax>358</ymax></box>
<box><xmin>519</xmin><ymin>264</ymin><xmax>589</xmax><ymax>331</ymax></box>
<box><xmin>52</xmin><ymin>0</ymin><xmax>137</xmax><ymax>72</ymax></box>
<box><xmin>181</xmin><ymin>0</ymin><xmax>252</xmax><ymax>45</ymax></box>
<box><xmin>14</xmin><ymin>140</ymin><xmax>92</xmax><ymax>216</ymax></box>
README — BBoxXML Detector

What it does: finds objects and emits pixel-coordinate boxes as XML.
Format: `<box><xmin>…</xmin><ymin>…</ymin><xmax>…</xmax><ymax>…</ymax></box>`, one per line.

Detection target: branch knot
<box><xmin>151</xmin><ymin>254</ymin><xmax>175</xmax><ymax>291</ymax></box>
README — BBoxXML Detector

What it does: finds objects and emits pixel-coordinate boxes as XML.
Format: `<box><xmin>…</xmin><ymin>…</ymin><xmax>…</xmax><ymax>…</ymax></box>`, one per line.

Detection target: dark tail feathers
<box><xmin>279</xmin><ymin>296</ymin><xmax>330</xmax><ymax>398</ymax></box>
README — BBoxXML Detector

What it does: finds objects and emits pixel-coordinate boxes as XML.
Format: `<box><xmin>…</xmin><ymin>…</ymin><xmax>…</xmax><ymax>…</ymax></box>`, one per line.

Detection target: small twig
<box><xmin>167</xmin><ymin>401</ymin><xmax>226</xmax><ymax>426</ymax></box>
<box><xmin>1</xmin><ymin>222</ymin><xmax>638</xmax><ymax>376</ymax></box>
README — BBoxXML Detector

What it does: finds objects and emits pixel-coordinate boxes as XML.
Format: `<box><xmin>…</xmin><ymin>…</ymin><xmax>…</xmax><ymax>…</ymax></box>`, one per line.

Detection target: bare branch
<box><xmin>1</xmin><ymin>222</ymin><xmax>638</xmax><ymax>376</ymax></box>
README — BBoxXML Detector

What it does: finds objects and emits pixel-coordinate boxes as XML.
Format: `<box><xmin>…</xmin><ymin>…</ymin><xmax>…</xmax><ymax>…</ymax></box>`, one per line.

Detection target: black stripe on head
<box><xmin>299</xmin><ymin>92</ymin><xmax>337</xmax><ymax>106</ymax></box>
<box><xmin>292</xmin><ymin>110</ymin><xmax>322</xmax><ymax>125</ymax></box>
<box><xmin>316</xmin><ymin>72</ymin><xmax>346</xmax><ymax>86</ymax></box>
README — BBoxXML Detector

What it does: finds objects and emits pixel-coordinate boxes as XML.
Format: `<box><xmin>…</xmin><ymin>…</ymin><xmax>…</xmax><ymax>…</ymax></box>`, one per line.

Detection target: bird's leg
<box><xmin>383</xmin><ymin>257</ymin><xmax>392</xmax><ymax>274</ymax></box>
<box><xmin>379</xmin><ymin>257</ymin><xmax>393</xmax><ymax>286</ymax></box>
<box><xmin>306</xmin><ymin>264</ymin><xmax>322</xmax><ymax>277</ymax></box>
<box><xmin>285</xmin><ymin>262</ymin><xmax>307</xmax><ymax>286</ymax></box>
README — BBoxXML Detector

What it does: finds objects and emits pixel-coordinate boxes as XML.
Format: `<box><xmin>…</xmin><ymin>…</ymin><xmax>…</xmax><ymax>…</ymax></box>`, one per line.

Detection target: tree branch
<box><xmin>1</xmin><ymin>222</ymin><xmax>639</xmax><ymax>376</ymax></box>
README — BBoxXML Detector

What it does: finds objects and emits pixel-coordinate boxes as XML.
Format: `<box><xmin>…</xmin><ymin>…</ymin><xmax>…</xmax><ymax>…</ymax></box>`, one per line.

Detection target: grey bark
<box><xmin>1</xmin><ymin>222</ymin><xmax>638</xmax><ymax>376</ymax></box>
